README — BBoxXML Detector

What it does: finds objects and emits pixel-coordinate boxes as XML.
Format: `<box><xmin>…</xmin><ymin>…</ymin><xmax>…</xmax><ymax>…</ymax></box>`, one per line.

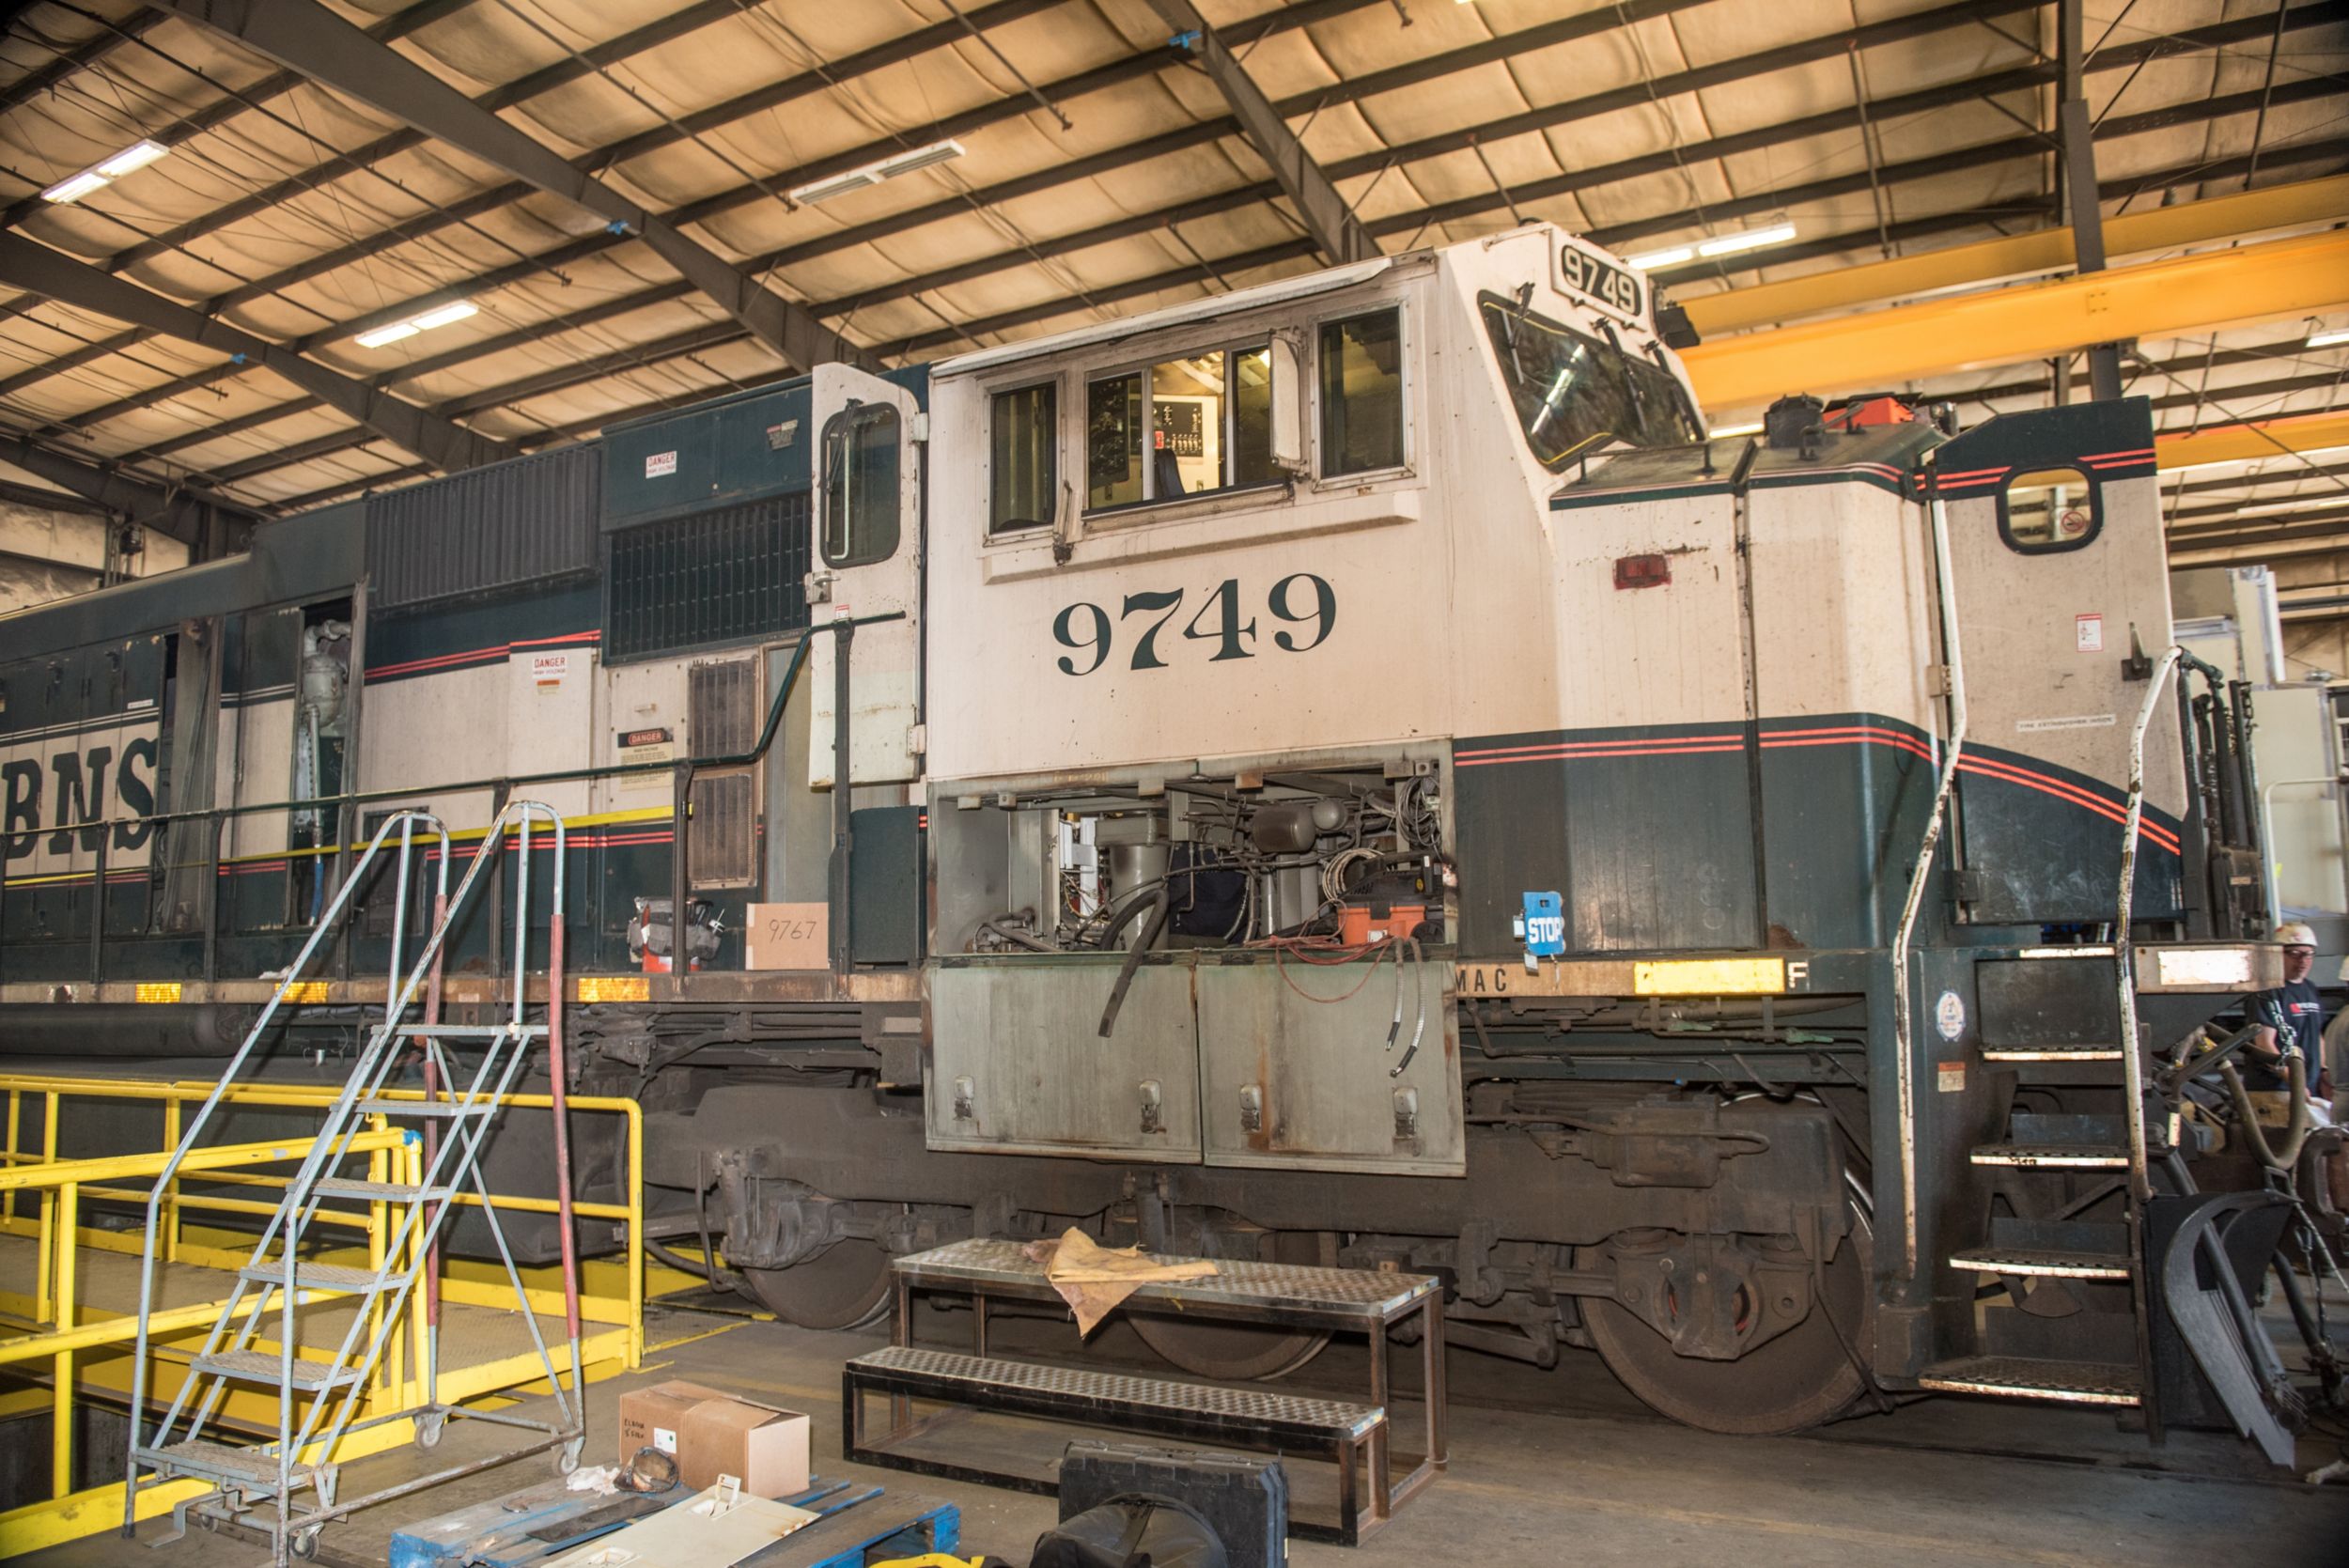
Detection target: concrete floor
<box><xmin>18</xmin><ymin>1293</ymin><xmax>2349</xmax><ymax>1568</ymax></box>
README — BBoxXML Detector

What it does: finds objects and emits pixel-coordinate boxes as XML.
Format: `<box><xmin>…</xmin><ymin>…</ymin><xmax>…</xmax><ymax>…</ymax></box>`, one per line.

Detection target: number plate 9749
<box><xmin>1050</xmin><ymin>573</ymin><xmax>1336</xmax><ymax>675</ymax></box>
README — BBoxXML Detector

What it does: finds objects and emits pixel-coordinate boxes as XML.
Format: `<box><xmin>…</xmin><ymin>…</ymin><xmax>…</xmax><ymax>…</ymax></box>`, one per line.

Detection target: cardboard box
<box><xmin>746</xmin><ymin>902</ymin><xmax>828</xmax><ymax>970</ymax></box>
<box><xmin>614</xmin><ymin>1379</ymin><xmax>811</xmax><ymax>1498</ymax></box>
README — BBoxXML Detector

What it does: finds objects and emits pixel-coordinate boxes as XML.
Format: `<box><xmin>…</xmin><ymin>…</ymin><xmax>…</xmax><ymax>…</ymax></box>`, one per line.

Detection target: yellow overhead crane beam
<box><xmin>1681</xmin><ymin>226</ymin><xmax>2349</xmax><ymax>415</ymax></box>
<box><xmin>2155</xmin><ymin>409</ymin><xmax>2349</xmax><ymax>472</ymax></box>
<box><xmin>1679</xmin><ymin>174</ymin><xmax>2349</xmax><ymax>336</ymax></box>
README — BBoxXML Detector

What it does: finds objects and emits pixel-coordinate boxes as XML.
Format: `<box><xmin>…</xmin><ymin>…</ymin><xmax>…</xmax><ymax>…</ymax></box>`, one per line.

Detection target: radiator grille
<box><xmin>604</xmin><ymin>492</ymin><xmax>809</xmax><ymax>664</ymax></box>
<box><xmin>689</xmin><ymin>658</ymin><xmax>758</xmax><ymax>888</ymax></box>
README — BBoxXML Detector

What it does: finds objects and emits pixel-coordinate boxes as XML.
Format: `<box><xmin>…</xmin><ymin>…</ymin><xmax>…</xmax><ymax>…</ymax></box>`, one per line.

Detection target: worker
<box><xmin>2248</xmin><ymin>923</ymin><xmax>2349</xmax><ymax>1219</ymax></box>
<box><xmin>2246</xmin><ymin>923</ymin><xmax>2327</xmax><ymax>1097</ymax></box>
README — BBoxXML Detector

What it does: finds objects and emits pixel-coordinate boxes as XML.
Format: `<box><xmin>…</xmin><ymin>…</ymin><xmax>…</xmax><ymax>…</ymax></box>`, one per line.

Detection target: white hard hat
<box><xmin>2275</xmin><ymin>922</ymin><xmax>2319</xmax><ymax>949</ymax></box>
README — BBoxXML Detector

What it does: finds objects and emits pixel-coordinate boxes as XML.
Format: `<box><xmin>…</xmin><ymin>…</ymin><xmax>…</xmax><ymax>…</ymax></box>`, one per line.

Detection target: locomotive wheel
<box><xmin>1131</xmin><ymin>1316</ymin><xmax>1330</xmax><ymax>1382</ymax></box>
<box><xmin>1582</xmin><ymin>1227</ymin><xmax>1871</xmax><ymax>1436</ymax></box>
<box><xmin>1130</xmin><ymin>1228</ymin><xmax>1331</xmax><ymax>1380</ymax></box>
<box><xmin>742</xmin><ymin>1241</ymin><xmax>894</xmax><ymax>1330</ymax></box>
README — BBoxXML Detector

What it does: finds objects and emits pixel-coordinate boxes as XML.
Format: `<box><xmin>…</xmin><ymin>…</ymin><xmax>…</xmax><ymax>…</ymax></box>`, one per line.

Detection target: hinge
<box><xmin>1949</xmin><ymin>866</ymin><xmax>1983</xmax><ymax>904</ymax></box>
<box><xmin>906</xmin><ymin>722</ymin><xmax>926</xmax><ymax>755</ymax></box>
<box><xmin>910</xmin><ymin>411</ymin><xmax>929</xmax><ymax>442</ymax></box>
<box><xmin>1925</xmin><ymin>663</ymin><xmax>1952</xmax><ymax>697</ymax></box>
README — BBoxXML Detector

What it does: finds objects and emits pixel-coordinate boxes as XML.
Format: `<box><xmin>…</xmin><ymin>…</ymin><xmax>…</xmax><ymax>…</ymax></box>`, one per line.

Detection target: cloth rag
<box><xmin>1022</xmin><ymin>1227</ymin><xmax>1217</xmax><ymax>1335</ymax></box>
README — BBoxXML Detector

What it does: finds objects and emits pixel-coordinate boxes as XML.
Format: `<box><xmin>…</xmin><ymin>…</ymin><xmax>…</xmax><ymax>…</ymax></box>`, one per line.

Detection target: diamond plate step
<box><xmin>1947</xmin><ymin>1246</ymin><xmax>2132</xmax><ymax>1281</ymax></box>
<box><xmin>1981</xmin><ymin>1045</ymin><xmax>2124</xmax><ymax>1062</ymax></box>
<box><xmin>137</xmin><ymin>1438</ymin><xmax>311</xmax><ymax>1491</ymax></box>
<box><xmin>848</xmin><ymin>1344</ymin><xmax>1381</xmax><ymax>1437</ymax></box>
<box><xmin>311</xmin><ymin>1176</ymin><xmax>446</xmax><ymax>1202</ymax></box>
<box><xmin>1918</xmin><ymin>1355</ymin><xmax>2140</xmax><ymax>1405</ymax></box>
<box><xmin>192</xmin><ymin>1350</ymin><xmax>363</xmax><ymax>1390</ymax></box>
<box><xmin>1970</xmin><ymin>1143</ymin><xmax>2129</xmax><ymax>1169</ymax></box>
<box><xmin>355</xmin><ymin>1097</ymin><xmax>490</xmax><ymax>1117</ymax></box>
<box><xmin>237</xmin><ymin>1261</ymin><xmax>386</xmax><ymax>1293</ymax></box>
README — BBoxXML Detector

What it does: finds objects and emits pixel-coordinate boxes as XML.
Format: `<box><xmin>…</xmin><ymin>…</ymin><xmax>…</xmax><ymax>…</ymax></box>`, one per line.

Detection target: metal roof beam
<box><xmin>0</xmin><ymin>0</ymin><xmax>2196</xmax><ymax>428</ymax></box>
<box><xmin>0</xmin><ymin>426</ymin><xmax>257</xmax><ymax>545</ymax></box>
<box><xmin>146</xmin><ymin>0</ymin><xmax>871</xmax><ymax>376</ymax></box>
<box><xmin>0</xmin><ymin>232</ymin><xmax>513</xmax><ymax>472</ymax></box>
<box><xmin>0</xmin><ymin>0</ymin><xmax>475</xmax><ymax>234</ymax></box>
<box><xmin>1680</xmin><ymin>231</ymin><xmax>2349</xmax><ymax>412</ymax></box>
<box><xmin>0</xmin><ymin>8</ymin><xmax>161</xmax><ymax>116</ymax></box>
<box><xmin>1140</xmin><ymin>0</ymin><xmax>1373</xmax><ymax>264</ymax></box>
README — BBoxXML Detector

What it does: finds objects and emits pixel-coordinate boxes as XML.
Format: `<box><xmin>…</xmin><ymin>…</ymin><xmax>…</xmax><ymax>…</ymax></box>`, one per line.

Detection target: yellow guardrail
<box><xmin>0</xmin><ymin>1072</ymin><xmax>646</xmax><ymax>1556</ymax></box>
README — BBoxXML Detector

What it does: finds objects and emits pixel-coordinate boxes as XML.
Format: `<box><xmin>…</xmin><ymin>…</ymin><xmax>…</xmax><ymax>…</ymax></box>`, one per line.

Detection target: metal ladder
<box><xmin>124</xmin><ymin>802</ymin><xmax>584</xmax><ymax>1565</ymax></box>
<box><xmin>1920</xmin><ymin>650</ymin><xmax>2183</xmax><ymax>1412</ymax></box>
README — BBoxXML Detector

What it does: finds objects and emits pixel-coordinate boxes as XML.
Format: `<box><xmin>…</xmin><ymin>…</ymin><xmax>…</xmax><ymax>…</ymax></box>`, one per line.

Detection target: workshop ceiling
<box><xmin>0</xmin><ymin>0</ymin><xmax>2341</xmax><ymax>534</ymax></box>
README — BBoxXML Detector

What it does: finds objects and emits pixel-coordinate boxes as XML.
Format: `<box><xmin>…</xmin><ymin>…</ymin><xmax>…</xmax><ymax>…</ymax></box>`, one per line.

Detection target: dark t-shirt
<box><xmin>2248</xmin><ymin>979</ymin><xmax>2325</xmax><ymax>1092</ymax></box>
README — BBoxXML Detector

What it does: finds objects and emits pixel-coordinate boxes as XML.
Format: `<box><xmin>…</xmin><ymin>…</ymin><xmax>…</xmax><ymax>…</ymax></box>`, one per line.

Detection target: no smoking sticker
<box><xmin>2076</xmin><ymin>613</ymin><xmax>2103</xmax><ymax>653</ymax></box>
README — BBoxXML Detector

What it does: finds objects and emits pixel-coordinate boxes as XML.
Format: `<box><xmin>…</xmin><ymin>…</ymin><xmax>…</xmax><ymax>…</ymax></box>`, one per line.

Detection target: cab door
<box><xmin>805</xmin><ymin>365</ymin><xmax>923</xmax><ymax>788</ymax></box>
<box><xmin>1935</xmin><ymin>400</ymin><xmax>2185</xmax><ymax>924</ymax></box>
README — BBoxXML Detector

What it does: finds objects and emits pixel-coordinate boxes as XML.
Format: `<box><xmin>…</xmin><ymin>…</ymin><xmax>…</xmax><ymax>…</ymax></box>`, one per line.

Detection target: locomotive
<box><xmin>1</xmin><ymin>222</ymin><xmax>2326</xmax><ymax>1446</ymax></box>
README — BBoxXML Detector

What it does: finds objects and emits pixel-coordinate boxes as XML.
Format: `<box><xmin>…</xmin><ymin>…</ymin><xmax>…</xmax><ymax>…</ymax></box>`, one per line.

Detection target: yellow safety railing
<box><xmin>0</xmin><ymin>1071</ymin><xmax>646</xmax><ymax>1556</ymax></box>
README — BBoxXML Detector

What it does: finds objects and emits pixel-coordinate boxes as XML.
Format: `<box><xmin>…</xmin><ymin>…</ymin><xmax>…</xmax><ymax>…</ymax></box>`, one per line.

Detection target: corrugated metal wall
<box><xmin>366</xmin><ymin>444</ymin><xmax>599</xmax><ymax>610</ymax></box>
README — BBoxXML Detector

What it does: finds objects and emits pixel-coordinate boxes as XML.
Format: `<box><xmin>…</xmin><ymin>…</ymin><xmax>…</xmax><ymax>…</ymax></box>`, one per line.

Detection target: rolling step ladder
<box><xmin>124</xmin><ymin>804</ymin><xmax>586</xmax><ymax>1567</ymax></box>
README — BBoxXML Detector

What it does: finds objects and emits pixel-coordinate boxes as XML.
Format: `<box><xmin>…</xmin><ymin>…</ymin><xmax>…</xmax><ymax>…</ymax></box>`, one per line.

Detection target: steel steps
<box><xmin>1969</xmin><ymin>1142</ymin><xmax>2129</xmax><ymax>1169</ymax></box>
<box><xmin>310</xmin><ymin>1176</ymin><xmax>446</xmax><ymax>1202</ymax></box>
<box><xmin>1918</xmin><ymin>1355</ymin><xmax>2141</xmax><ymax>1406</ymax></box>
<box><xmin>1947</xmin><ymin>1246</ymin><xmax>2131</xmax><ymax>1281</ymax></box>
<box><xmin>137</xmin><ymin>1439</ymin><xmax>311</xmax><ymax>1493</ymax></box>
<box><xmin>191</xmin><ymin>1350</ymin><xmax>364</xmax><ymax>1391</ymax></box>
<box><xmin>237</xmin><ymin>1261</ymin><xmax>386</xmax><ymax>1294</ymax></box>
<box><xmin>1981</xmin><ymin>1044</ymin><xmax>2124</xmax><ymax>1062</ymax></box>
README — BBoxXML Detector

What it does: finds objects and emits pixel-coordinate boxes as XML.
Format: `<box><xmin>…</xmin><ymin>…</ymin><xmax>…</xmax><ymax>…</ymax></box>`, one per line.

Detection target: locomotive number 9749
<box><xmin>1050</xmin><ymin>572</ymin><xmax>1336</xmax><ymax>675</ymax></box>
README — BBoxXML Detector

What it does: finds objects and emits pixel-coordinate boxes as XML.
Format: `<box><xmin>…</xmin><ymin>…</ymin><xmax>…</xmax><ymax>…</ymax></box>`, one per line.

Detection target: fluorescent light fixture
<box><xmin>1625</xmin><ymin>244</ymin><xmax>1694</xmax><ymax>272</ymax></box>
<box><xmin>352</xmin><ymin>297</ymin><xmax>477</xmax><ymax>349</ymax></box>
<box><xmin>409</xmin><ymin>300</ymin><xmax>478</xmax><ymax>332</ymax></box>
<box><xmin>2310</xmin><ymin>326</ymin><xmax>2349</xmax><ymax>349</ymax></box>
<box><xmin>96</xmin><ymin>139</ymin><xmax>167</xmax><ymax>179</ymax></box>
<box><xmin>42</xmin><ymin>138</ymin><xmax>168</xmax><ymax>203</ymax></box>
<box><xmin>1709</xmin><ymin>421</ymin><xmax>1764</xmax><ymax>439</ymax></box>
<box><xmin>1626</xmin><ymin>222</ymin><xmax>1797</xmax><ymax>271</ymax></box>
<box><xmin>2227</xmin><ymin>500</ymin><xmax>2340</xmax><ymax>516</ymax></box>
<box><xmin>788</xmin><ymin>139</ymin><xmax>965</xmax><ymax>206</ymax></box>
<box><xmin>1697</xmin><ymin>222</ymin><xmax>1797</xmax><ymax>258</ymax></box>
<box><xmin>39</xmin><ymin>171</ymin><xmax>108</xmax><ymax>205</ymax></box>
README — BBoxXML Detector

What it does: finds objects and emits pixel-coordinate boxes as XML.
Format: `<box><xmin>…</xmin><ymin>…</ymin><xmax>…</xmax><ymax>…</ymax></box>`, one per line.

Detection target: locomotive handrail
<box><xmin>0</xmin><ymin>611</ymin><xmax>903</xmax><ymax>989</ymax></box>
<box><xmin>2115</xmin><ymin>645</ymin><xmax>2187</xmax><ymax>1202</ymax></box>
<box><xmin>1890</xmin><ymin>492</ymin><xmax>1968</xmax><ymax>1281</ymax></box>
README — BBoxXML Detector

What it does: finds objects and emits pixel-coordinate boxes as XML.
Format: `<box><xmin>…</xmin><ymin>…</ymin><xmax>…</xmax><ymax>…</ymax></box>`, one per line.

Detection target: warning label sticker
<box><xmin>644</xmin><ymin>449</ymin><xmax>677</xmax><ymax>478</ymax></box>
<box><xmin>2076</xmin><ymin>613</ymin><xmax>2104</xmax><ymax>653</ymax></box>
<box><xmin>1937</xmin><ymin>1061</ymin><xmax>1966</xmax><ymax>1093</ymax></box>
<box><xmin>2016</xmin><ymin>712</ymin><xmax>2117</xmax><ymax>733</ymax></box>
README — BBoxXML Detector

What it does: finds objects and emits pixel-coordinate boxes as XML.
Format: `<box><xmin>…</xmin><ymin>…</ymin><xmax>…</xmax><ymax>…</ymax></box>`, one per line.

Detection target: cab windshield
<box><xmin>1481</xmin><ymin>295</ymin><xmax>1700</xmax><ymax>468</ymax></box>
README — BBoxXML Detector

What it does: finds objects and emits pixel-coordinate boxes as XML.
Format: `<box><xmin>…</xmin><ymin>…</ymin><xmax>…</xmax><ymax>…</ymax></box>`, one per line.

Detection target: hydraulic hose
<box><xmin>1097</xmin><ymin>890</ymin><xmax>1171</xmax><ymax>1039</ymax></box>
<box><xmin>2218</xmin><ymin>1054</ymin><xmax>2316</xmax><ymax>1171</ymax></box>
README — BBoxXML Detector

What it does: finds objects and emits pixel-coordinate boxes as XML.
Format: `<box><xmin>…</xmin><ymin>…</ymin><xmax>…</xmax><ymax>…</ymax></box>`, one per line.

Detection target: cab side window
<box><xmin>1318</xmin><ymin>309</ymin><xmax>1404</xmax><ymax>475</ymax></box>
<box><xmin>821</xmin><ymin>402</ymin><xmax>900</xmax><ymax>566</ymax></box>
<box><xmin>989</xmin><ymin>381</ymin><xmax>1056</xmax><ymax>534</ymax></box>
<box><xmin>1083</xmin><ymin>345</ymin><xmax>1275</xmax><ymax>513</ymax></box>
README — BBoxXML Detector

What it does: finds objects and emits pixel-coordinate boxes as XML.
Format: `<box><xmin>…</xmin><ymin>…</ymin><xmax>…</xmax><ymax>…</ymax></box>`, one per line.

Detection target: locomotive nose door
<box><xmin>806</xmin><ymin>364</ymin><xmax>924</xmax><ymax>787</ymax></box>
<box><xmin>1931</xmin><ymin>400</ymin><xmax>2184</xmax><ymax>924</ymax></box>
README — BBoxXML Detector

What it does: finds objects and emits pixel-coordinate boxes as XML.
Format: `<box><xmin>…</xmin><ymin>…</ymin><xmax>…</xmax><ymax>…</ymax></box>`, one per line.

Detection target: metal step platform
<box><xmin>1918</xmin><ymin>1355</ymin><xmax>2142</xmax><ymax>1406</ymax></box>
<box><xmin>845</xmin><ymin>1344</ymin><xmax>1389</xmax><ymax>1545</ymax></box>
<box><xmin>1980</xmin><ymin>1044</ymin><xmax>2124</xmax><ymax>1062</ymax></box>
<box><xmin>1946</xmin><ymin>1246</ymin><xmax>2132</xmax><ymax>1281</ymax></box>
<box><xmin>1969</xmin><ymin>1142</ymin><xmax>2130</xmax><ymax>1169</ymax></box>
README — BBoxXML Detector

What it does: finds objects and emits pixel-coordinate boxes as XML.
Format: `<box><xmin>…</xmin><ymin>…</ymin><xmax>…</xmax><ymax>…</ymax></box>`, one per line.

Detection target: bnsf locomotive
<box><xmin>2</xmin><ymin>224</ymin><xmax>2318</xmax><ymax>1444</ymax></box>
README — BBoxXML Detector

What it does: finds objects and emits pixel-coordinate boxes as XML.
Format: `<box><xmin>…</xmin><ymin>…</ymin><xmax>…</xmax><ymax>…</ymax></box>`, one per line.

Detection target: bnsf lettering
<box><xmin>3</xmin><ymin>732</ymin><xmax>162</xmax><ymax>862</ymax></box>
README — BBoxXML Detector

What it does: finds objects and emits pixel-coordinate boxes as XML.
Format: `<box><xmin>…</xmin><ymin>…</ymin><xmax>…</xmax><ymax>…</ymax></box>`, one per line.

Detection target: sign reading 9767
<box><xmin>1051</xmin><ymin>573</ymin><xmax>1334</xmax><ymax>675</ymax></box>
